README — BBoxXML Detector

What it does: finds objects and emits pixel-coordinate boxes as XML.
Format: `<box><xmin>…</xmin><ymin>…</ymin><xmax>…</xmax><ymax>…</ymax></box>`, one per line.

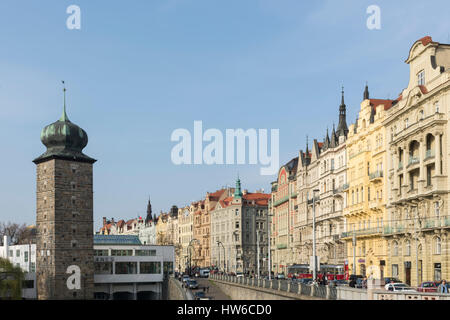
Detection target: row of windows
<box><xmin>94</xmin><ymin>261</ymin><xmax>163</xmax><ymax>275</ymax></box>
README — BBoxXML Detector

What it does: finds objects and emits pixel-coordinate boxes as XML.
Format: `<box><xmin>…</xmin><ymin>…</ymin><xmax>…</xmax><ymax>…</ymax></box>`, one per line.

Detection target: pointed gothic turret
<box><xmin>330</xmin><ymin>124</ymin><xmax>337</xmax><ymax>148</ymax></box>
<box><xmin>336</xmin><ymin>87</ymin><xmax>349</xmax><ymax>138</ymax></box>
<box><xmin>145</xmin><ymin>197</ymin><xmax>153</xmax><ymax>224</ymax></box>
<box><xmin>364</xmin><ymin>82</ymin><xmax>370</xmax><ymax>100</ymax></box>
<box><xmin>354</xmin><ymin>116</ymin><xmax>359</xmax><ymax>134</ymax></box>
<box><xmin>323</xmin><ymin>128</ymin><xmax>330</xmax><ymax>150</ymax></box>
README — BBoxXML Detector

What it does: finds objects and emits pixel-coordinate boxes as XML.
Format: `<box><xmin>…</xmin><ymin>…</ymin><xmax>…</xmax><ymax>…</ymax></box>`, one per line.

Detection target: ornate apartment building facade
<box><xmin>342</xmin><ymin>84</ymin><xmax>393</xmax><ymax>278</ymax></box>
<box><xmin>177</xmin><ymin>206</ymin><xmax>193</xmax><ymax>272</ymax></box>
<box><xmin>384</xmin><ymin>36</ymin><xmax>450</xmax><ymax>286</ymax></box>
<box><xmin>270</xmin><ymin>158</ymin><xmax>298</xmax><ymax>275</ymax></box>
<box><xmin>291</xmin><ymin>95</ymin><xmax>349</xmax><ymax>274</ymax></box>
<box><xmin>211</xmin><ymin>180</ymin><xmax>270</xmax><ymax>275</ymax></box>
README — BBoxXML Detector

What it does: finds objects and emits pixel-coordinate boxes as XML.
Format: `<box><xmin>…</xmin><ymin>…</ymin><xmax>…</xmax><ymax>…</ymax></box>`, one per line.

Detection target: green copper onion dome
<box><xmin>33</xmin><ymin>88</ymin><xmax>96</xmax><ymax>164</ymax></box>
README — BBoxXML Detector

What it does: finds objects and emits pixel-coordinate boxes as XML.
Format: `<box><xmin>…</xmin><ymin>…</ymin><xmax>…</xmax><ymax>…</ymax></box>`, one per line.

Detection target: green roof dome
<box><xmin>33</xmin><ymin>90</ymin><xmax>96</xmax><ymax>164</ymax></box>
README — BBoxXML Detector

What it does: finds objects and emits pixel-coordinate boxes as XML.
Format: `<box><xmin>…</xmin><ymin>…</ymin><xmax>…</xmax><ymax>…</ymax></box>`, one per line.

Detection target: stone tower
<box><xmin>33</xmin><ymin>87</ymin><xmax>96</xmax><ymax>299</ymax></box>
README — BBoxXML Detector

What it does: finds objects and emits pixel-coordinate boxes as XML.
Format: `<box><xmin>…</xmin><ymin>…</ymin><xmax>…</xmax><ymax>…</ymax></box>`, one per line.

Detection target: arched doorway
<box><xmin>360</xmin><ymin>264</ymin><xmax>366</xmax><ymax>277</ymax></box>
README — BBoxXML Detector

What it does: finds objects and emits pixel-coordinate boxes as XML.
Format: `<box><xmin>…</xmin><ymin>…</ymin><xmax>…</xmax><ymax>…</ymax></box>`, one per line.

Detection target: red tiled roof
<box><xmin>209</xmin><ymin>189</ymin><xmax>226</xmax><ymax>198</ymax></box>
<box><xmin>419</xmin><ymin>85</ymin><xmax>428</xmax><ymax>94</ymax></box>
<box><xmin>370</xmin><ymin>99</ymin><xmax>394</xmax><ymax>111</ymax></box>
<box><xmin>243</xmin><ymin>193</ymin><xmax>271</xmax><ymax>201</ymax></box>
<box><xmin>419</xmin><ymin>36</ymin><xmax>433</xmax><ymax>46</ymax></box>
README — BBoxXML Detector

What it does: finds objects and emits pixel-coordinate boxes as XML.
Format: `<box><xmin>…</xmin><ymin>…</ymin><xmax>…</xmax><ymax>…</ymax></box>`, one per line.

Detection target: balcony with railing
<box><xmin>383</xmin><ymin>224</ymin><xmax>406</xmax><ymax>235</ymax></box>
<box><xmin>424</xmin><ymin>149</ymin><xmax>435</xmax><ymax>161</ymax></box>
<box><xmin>341</xmin><ymin>227</ymin><xmax>383</xmax><ymax>239</ymax></box>
<box><xmin>408</xmin><ymin>156</ymin><xmax>419</xmax><ymax>167</ymax></box>
<box><xmin>383</xmin><ymin>216</ymin><xmax>450</xmax><ymax>235</ymax></box>
<box><xmin>369</xmin><ymin>171</ymin><xmax>383</xmax><ymax>182</ymax></box>
<box><xmin>273</xmin><ymin>195</ymin><xmax>289</xmax><ymax>207</ymax></box>
<box><xmin>422</xmin><ymin>216</ymin><xmax>450</xmax><ymax>229</ymax></box>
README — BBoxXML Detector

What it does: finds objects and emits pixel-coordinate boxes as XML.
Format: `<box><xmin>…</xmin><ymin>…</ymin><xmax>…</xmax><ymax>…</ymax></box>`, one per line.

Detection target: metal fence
<box><xmin>314</xmin><ymin>285</ymin><xmax>327</xmax><ymax>299</ymax></box>
<box><xmin>211</xmin><ymin>274</ymin><xmax>332</xmax><ymax>300</ymax></box>
<box><xmin>300</xmin><ymin>283</ymin><xmax>311</xmax><ymax>296</ymax></box>
<box><xmin>272</xmin><ymin>280</ymin><xmax>279</xmax><ymax>290</ymax></box>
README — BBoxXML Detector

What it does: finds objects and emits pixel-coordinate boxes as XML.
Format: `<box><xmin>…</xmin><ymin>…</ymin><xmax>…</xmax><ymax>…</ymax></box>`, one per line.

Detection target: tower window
<box><xmin>418</xmin><ymin>70</ymin><xmax>425</xmax><ymax>85</ymax></box>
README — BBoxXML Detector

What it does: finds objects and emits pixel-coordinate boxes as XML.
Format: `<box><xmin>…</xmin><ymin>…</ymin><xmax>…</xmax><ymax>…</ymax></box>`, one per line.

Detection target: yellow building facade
<box><xmin>343</xmin><ymin>87</ymin><xmax>393</xmax><ymax>279</ymax></box>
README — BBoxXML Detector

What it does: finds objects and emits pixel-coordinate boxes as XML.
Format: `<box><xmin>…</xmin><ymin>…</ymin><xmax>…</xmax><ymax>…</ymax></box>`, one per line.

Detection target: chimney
<box><xmin>103</xmin><ymin>217</ymin><xmax>107</xmax><ymax>226</ymax></box>
<box><xmin>111</xmin><ymin>218</ymin><xmax>115</xmax><ymax>224</ymax></box>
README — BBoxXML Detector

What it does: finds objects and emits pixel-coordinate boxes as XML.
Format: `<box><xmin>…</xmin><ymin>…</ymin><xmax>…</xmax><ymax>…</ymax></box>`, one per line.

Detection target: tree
<box><xmin>0</xmin><ymin>222</ymin><xmax>31</xmax><ymax>245</ymax></box>
<box><xmin>0</xmin><ymin>258</ymin><xmax>24</xmax><ymax>300</ymax></box>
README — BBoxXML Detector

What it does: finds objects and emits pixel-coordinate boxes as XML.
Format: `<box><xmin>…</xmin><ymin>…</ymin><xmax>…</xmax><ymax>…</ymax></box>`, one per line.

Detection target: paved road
<box><xmin>193</xmin><ymin>277</ymin><xmax>231</xmax><ymax>300</ymax></box>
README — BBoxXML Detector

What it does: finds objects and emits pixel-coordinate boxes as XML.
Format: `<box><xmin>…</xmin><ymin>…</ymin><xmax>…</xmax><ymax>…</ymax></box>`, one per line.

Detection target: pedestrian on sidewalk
<box><xmin>439</xmin><ymin>280</ymin><xmax>449</xmax><ymax>294</ymax></box>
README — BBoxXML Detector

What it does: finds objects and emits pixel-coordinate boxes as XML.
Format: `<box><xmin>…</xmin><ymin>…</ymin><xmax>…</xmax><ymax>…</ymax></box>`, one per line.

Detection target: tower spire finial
<box><xmin>60</xmin><ymin>80</ymin><xmax>69</xmax><ymax>121</ymax></box>
<box><xmin>364</xmin><ymin>81</ymin><xmax>370</xmax><ymax>100</ymax></box>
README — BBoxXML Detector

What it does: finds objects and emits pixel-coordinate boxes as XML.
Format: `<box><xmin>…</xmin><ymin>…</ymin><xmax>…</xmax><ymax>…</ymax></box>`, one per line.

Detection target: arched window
<box><xmin>405</xmin><ymin>240</ymin><xmax>411</xmax><ymax>256</ymax></box>
<box><xmin>392</xmin><ymin>241</ymin><xmax>399</xmax><ymax>256</ymax></box>
<box><xmin>435</xmin><ymin>237</ymin><xmax>442</xmax><ymax>255</ymax></box>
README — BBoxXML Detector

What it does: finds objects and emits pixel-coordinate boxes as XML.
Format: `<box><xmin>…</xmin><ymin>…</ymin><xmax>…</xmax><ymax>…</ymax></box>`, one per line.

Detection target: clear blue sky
<box><xmin>1</xmin><ymin>0</ymin><xmax>449</xmax><ymax>231</ymax></box>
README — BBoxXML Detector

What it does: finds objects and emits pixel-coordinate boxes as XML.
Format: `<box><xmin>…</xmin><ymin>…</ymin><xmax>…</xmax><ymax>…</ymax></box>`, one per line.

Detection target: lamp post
<box><xmin>256</xmin><ymin>230</ymin><xmax>260</xmax><ymax>279</ymax></box>
<box><xmin>410</xmin><ymin>201</ymin><xmax>422</xmax><ymax>287</ymax></box>
<box><xmin>217</xmin><ymin>241</ymin><xmax>225</xmax><ymax>273</ymax></box>
<box><xmin>188</xmin><ymin>238</ymin><xmax>200</xmax><ymax>276</ymax></box>
<box><xmin>312</xmin><ymin>189</ymin><xmax>319</xmax><ymax>281</ymax></box>
<box><xmin>267</xmin><ymin>211</ymin><xmax>274</xmax><ymax>280</ymax></box>
<box><xmin>233</xmin><ymin>231</ymin><xmax>239</xmax><ymax>273</ymax></box>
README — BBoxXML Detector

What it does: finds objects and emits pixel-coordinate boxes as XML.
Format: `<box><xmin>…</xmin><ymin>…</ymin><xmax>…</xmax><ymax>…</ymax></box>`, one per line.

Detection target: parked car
<box><xmin>385</xmin><ymin>283</ymin><xmax>416</xmax><ymax>292</ymax></box>
<box><xmin>194</xmin><ymin>291</ymin><xmax>206</xmax><ymax>300</ymax></box>
<box><xmin>199</xmin><ymin>269</ymin><xmax>210</xmax><ymax>278</ymax></box>
<box><xmin>331</xmin><ymin>279</ymin><xmax>348</xmax><ymax>287</ymax></box>
<box><xmin>236</xmin><ymin>272</ymin><xmax>244</xmax><ymax>278</ymax></box>
<box><xmin>417</xmin><ymin>282</ymin><xmax>438</xmax><ymax>292</ymax></box>
<box><xmin>297</xmin><ymin>278</ymin><xmax>313</xmax><ymax>285</ymax></box>
<box><xmin>276</xmin><ymin>274</ymin><xmax>285</xmax><ymax>280</ymax></box>
<box><xmin>188</xmin><ymin>280</ymin><xmax>199</xmax><ymax>289</ymax></box>
<box><xmin>182</xmin><ymin>275</ymin><xmax>190</xmax><ymax>286</ymax></box>
<box><xmin>383</xmin><ymin>277</ymin><xmax>402</xmax><ymax>285</ymax></box>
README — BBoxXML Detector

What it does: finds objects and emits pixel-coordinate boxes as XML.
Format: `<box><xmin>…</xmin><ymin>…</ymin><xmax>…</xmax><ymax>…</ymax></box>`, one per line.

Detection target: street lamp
<box><xmin>233</xmin><ymin>231</ymin><xmax>239</xmax><ymax>273</ymax></box>
<box><xmin>188</xmin><ymin>238</ymin><xmax>200</xmax><ymax>276</ymax></box>
<box><xmin>267</xmin><ymin>212</ymin><xmax>274</xmax><ymax>280</ymax></box>
<box><xmin>410</xmin><ymin>201</ymin><xmax>422</xmax><ymax>287</ymax></box>
<box><xmin>256</xmin><ymin>230</ymin><xmax>260</xmax><ymax>279</ymax></box>
<box><xmin>217</xmin><ymin>241</ymin><xmax>225</xmax><ymax>273</ymax></box>
<box><xmin>312</xmin><ymin>188</ymin><xmax>319</xmax><ymax>282</ymax></box>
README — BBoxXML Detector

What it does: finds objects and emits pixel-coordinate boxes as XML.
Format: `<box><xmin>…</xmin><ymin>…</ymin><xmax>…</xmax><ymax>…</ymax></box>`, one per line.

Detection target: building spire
<box><xmin>60</xmin><ymin>80</ymin><xmax>69</xmax><ymax>122</ymax></box>
<box><xmin>234</xmin><ymin>175</ymin><xmax>242</xmax><ymax>199</ymax></box>
<box><xmin>336</xmin><ymin>86</ymin><xmax>349</xmax><ymax>138</ymax></box>
<box><xmin>364</xmin><ymin>81</ymin><xmax>370</xmax><ymax>100</ymax></box>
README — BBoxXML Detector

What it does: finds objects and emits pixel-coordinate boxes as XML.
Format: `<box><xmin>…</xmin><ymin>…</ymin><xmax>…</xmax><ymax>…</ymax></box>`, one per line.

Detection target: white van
<box><xmin>199</xmin><ymin>269</ymin><xmax>210</xmax><ymax>278</ymax></box>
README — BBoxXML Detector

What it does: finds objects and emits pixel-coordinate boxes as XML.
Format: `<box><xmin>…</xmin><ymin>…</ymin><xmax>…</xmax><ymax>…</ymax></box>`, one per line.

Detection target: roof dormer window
<box><xmin>418</xmin><ymin>70</ymin><xmax>425</xmax><ymax>86</ymax></box>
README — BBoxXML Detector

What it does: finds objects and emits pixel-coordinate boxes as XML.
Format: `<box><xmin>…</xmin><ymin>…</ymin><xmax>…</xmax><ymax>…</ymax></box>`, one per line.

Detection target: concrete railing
<box><xmin>372</xmin><ymin>290</ymin><xmax>450</xmax><ymax>300</ymax></box>
<box><xmin>209</xmin><ymin>275</ymin><xmax>450</xmax><ymax>300</ymax></box>
<box><xmin>210</xmin><ymin>274</ymin><xmax>334</xmax><ymax>300</ymax></box>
